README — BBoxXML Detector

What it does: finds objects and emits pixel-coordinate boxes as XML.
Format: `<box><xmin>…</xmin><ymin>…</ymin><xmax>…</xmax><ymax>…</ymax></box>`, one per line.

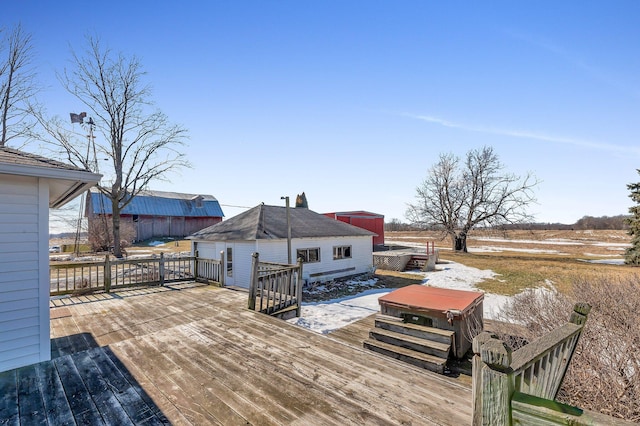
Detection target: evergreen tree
<box><xmin>625</xmin><ymin>170</ymin><xmax>640</xmax><ymax>265</ymax></box>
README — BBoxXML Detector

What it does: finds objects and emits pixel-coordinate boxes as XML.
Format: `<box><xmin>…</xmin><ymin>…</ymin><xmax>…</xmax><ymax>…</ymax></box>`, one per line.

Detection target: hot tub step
<box><xmin>369</xmin><ymin>328</ymin><xmax>451</xmax><ymax>359</ymax></box>
<box><xmin>374</xmin><ymin>314</ymin><xmax>454</xmax><ymax>345</ymax></box>
<box><xmin>363</xmin><ymin>339</ymin><xmax>447</xmax><ymax>374</ymax></box>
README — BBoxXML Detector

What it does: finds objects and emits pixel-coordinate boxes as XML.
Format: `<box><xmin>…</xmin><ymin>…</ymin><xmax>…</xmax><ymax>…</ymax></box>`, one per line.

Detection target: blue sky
<box><xmin>4</xmin><ymin>1</ymin><xmax>640</xmax><ymax>228</ymax></box>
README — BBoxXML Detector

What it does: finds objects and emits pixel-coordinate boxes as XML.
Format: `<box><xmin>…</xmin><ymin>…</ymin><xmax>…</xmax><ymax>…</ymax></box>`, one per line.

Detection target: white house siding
<box><xmin>0</xmin><ymin>174</ymin><xmax>50</xmax><ymax>372</ymax></box>
<box><xmin>290</xmin><ymin>236</ymin><xmax>373</xmax><ymax>282</ymax></box>
<box><xmin>193</xmin><ymin>235</ymin><xmax>373</xmax><ymax>288</ymax></box>
<box><xmin>231</xmin><ymin>242</ymin><xmax>256</xmax><ymax>288</ymax></box>
<box><xmin>192</xmin><ymin>240</ymin><xmax>260</xmax><ymax>288</ymax></box>
<box><xmin>254</xmin><ymin>240</ymin><xmax>288</xmax><ymax>263</ymax></box>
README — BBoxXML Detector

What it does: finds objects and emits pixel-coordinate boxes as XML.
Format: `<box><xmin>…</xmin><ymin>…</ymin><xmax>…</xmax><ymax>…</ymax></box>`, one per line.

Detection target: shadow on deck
<box><xmin>1</xmin><ymin>331</ymin><xmax>168</xmax><ymax>425</ymax></box>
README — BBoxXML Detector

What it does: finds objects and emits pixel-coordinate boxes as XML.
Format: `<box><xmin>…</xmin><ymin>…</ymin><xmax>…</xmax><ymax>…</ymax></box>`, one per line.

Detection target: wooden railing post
<box><xmin>295</xmin><ymin>257</ymin><xmax>304</xmax><ymax>317</ymax></box>
<box><xmin>569</xmin><ymin>302</ymin><xmax>591</xmax><ymax>326</ymax></box>
<box><xmin>159</xmin><ymin>253</ymin><xmax>165</xmax><ymax>286</ymax></box>
<box><xmin>477</xmin><ymin>337</ymin><xmax>514</xmax><ymax>426</ymax></box>
<box><xmin>104</xmin><ymin>255</ymin><xmax>111</xmax><ymax>293</ymax></box>
<box><xmin>472</xmin><ymin>332</ymin><xmax>498</xmax><ymax>426</ymax></box>
<box><xmin>193</xmin><ymin>250</ymin><xmax>199</xmax><ymax>282</ymax></box>
<box><xmin>220</xmin><ymin>250</ymin><xmax>225</xmax><ymax>287</ymax></box>
<box><xmin>248</xmin><ymin>252</ymin><xmax>259</xmax><ymax>310</ymax></box>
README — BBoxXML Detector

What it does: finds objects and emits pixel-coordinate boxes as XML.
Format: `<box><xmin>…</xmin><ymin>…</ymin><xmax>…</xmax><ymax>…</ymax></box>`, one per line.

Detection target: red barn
<box><xmin>323</xmin><ymin>211</ymin><xmax>384</xmax><ymax>246</ymax></box>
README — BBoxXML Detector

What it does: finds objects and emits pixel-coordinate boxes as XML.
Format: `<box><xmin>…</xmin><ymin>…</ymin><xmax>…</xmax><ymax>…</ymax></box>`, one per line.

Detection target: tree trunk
<box><xmin>454</xmin><ymin>234</ymin><xmax>468</xmax><ymax>253</ymax></box>
<box><xmin>111</xmin><ymin>198</ymin><xmax>123</xmax><ymax>258</ymax></box>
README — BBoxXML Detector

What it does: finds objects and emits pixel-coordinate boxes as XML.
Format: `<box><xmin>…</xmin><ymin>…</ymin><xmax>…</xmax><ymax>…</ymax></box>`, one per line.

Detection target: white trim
<box><xmin>0</xmin><ymin>162</ymin><xmax>101</xmax><ymax>182</ymax></box>
<box><xmin>37</xmin><ymin>179</ymin><xmax>51</xmax><ymax>363</ymax></box>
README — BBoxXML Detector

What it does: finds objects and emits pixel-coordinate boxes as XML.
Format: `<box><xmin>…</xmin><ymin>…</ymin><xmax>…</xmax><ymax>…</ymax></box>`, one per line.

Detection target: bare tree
<box><xmin>37</xmin><ymin>37</ymin><xmax>189</xmax><ymax>257</ymax></box>
<box><xmin>406</xmin><ymin>146</ymin><xmax>538</xmax><ymax>252</ymax></box>
<box><xmin>0</xmin><ymin>23</ymin><xmax>38</xmax><ymax>147</ymax></box>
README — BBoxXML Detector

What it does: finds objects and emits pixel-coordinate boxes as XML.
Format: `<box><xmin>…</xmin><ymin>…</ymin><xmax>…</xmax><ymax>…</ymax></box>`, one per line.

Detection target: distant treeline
<box><xmin>385</xmin><ymin>215</ymin><xmax>630</xmax><ymax>231</ymax></box>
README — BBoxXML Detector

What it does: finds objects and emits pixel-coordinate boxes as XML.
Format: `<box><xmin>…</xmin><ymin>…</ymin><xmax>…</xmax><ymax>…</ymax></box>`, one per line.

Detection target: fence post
<box><xmin>472</xmin><ymin>332</ymin><xmax>498</xmax><ymax>425</ymax></box>
<box><xmin>569</xmin><ymin>302</ymin><xmax>591</xmax><ymax>326</ymax></box>
<box><xmin>193</xmin><ymin>250</ymin><xmax>199</xmax><ymax>282</ymax></box>
<box><xmin>295</xmin><ymin>257</ymin><xmax>304</xmax><ymax>317</ymax></box>
<box><xmin>248</xmin><ymin>252</ymin><xmax>259</xmax><ymax>310</ymax></box>
<box><xmin>476</xmin><ymin>337</ymin><xmax>514</xmax><ymax>426</ymax></box>
<box><xmin>159</xmin><ymin>253</ymin><xmax>165</xmax><ymax>286</ymax></box>
<box><xmin>220</xmin><ymin>250</ymin><xmax>225</xmax><ymax>287</ymax></box>
<box><xmin>104</xmin><ymin>255</ymin><xmax>111</xmax><ymax>293</ymax></box>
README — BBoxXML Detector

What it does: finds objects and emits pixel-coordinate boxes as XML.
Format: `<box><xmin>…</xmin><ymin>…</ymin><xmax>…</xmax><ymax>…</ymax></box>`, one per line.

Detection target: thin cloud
<box><xmin>408</xmin><ymin>113</ymin><xmax>640</xmax><ymax>157</ymax></box>
<box><xmin>505</xmin><ymin>30</ymin><xmax>640</xmax><ymax>99</ymax></box>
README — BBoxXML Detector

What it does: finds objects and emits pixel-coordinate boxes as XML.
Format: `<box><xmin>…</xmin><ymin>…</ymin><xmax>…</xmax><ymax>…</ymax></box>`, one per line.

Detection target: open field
<box><xmin>51</xmin><ymin>230</ymin><xmax>635</xmax><ymax>296</ymax></box>
<box><xmin>386</xmin><ymin>229</ymin><xmax>634</xmax><ymax>295</ymax></box>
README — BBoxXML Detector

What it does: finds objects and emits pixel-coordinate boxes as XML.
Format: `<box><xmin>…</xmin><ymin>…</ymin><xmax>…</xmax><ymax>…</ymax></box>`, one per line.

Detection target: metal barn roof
<box><xmin>89</xmin><ymin>188</ymin><xmax>224</xmax><ymax>218</ymax></box>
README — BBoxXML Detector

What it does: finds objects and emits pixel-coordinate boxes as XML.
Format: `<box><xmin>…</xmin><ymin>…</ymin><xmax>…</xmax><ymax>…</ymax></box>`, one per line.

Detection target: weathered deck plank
<box><xmin>35</xmin><ymin>361</ymin><xmax>75</xmax><ymax>425</ymax></box>
<box><xmin>17</xmin><ymin>365</ymin><xmax>48</xmax><ymax>425</ymax></box>
<box><xmin>1</xmin><ymin>284</ymin><xmax>474</xmax><ymax>425</ymax></box>
<box><xmin>0</xmin><ymin>369</ymin><xmax>18</xmax><ymax>425</ymax></box>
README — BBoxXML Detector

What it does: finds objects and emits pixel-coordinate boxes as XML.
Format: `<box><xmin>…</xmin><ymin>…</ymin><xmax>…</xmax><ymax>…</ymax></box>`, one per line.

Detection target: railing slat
<box><xmin>248</xmin><ymin>255</ymin><xmax>303</xmax><ymax>318</ymax></box>
<box><xmin>51</xmin><ymin>255</ymin><xmax>220</xmax><ymax>296</ymax></box>
<box><xmin>472</xmin><ymin>303</ymin><xmax>593</xmax><ymax>426</ymax></box>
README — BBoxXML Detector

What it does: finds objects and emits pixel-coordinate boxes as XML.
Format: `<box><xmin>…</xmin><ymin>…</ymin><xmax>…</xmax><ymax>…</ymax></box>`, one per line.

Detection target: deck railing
<box><xmin>50</xmin><ymin>254</ymin><xmax>223</xmax><ymax>295</ymax></box>
<box><xmin>248</xmin><ymin>252</ymin><xmax>303</xmax><ymax>317</ymax></box>
<box><xmin>193</xmin><ymin>251</ymin><xmax>225</xmax><ymax>287</ymax></box>
<box><xmin>472</xmin><ymin>303</ymin><xmax>634</xmax><ymax>425</ymax></box>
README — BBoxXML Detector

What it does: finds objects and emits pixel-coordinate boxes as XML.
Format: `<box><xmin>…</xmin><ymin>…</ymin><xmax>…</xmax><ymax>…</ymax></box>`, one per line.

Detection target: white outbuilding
<box><xmin>189</xmin><ymin>204</ymin><xmax>376</xmax><ymax>288</ymax></box>
<box><xmin>0</xmin><ymin>147</ymin><xmax>101</xmax><ymax>372</ymax></box>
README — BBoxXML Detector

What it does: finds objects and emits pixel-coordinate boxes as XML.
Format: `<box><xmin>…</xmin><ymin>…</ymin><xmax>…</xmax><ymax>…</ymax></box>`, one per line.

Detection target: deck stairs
<box><xmin>404</xmin><ymin>255</ymin><xmax>428</xmax><ymax>270</ymax></box>
<box><xmin>363</xmin><ymin>314</ymin><xmax>454</xmax><ymax>374</ymax></box>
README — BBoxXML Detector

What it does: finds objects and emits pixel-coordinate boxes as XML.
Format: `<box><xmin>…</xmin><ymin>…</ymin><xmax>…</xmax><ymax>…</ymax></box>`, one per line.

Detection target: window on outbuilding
<box><xmin>192</xmin><ymin>195</ymin><xmax>204</xmax><ymax>208</ymax></box>
<box><xmin>297</xmin><ymin>248</ymin><xmax>320</xmax><ymax>263</ymax></box>
<box><xmin>333</xmin><ymin>245</ymin><xmax>352</xmax><ymax>260</ymax></box>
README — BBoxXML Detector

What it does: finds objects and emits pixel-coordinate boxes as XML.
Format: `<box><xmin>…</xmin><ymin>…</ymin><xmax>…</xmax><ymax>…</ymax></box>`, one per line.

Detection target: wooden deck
<box><xmin>2</xmin><ymin>283</ymin><xmax>473</xmax><ymax>425</ymax></box>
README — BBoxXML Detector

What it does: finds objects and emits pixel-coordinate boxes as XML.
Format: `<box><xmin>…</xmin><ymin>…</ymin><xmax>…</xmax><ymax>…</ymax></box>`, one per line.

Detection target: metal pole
<box><xmin>281</xmin><ymin>196</ymin><xmax>292</xmax><ymax>264</ymax></box>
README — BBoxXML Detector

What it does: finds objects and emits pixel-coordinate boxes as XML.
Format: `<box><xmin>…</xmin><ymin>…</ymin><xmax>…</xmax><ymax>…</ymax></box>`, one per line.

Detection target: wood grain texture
<box><xmin>2</xmin><ymin>283</ymin><xmax>473</xmax><ymax>425</ymax></box>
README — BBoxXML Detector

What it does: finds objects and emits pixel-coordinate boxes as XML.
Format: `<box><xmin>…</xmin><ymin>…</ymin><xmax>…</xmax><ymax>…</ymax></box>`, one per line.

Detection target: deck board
<box><xmin>1</xmin><ymin>283</ymin><xmax>473</xmax><ymax>425</ymax></box>
<box><xmin>35</xmin><ymin>361</ymin><xmax>75</xmax><ymax>425</ymax></box>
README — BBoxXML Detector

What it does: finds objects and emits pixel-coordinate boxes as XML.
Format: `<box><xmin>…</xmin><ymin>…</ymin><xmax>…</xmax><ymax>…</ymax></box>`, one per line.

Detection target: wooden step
<box><xmin>363</xmin><ymin>339</ymin><xmax>448</xmax><ymax>374</ymax></box>
<box><xmin>369</xmin><ymin>328</ymin><xmax>451</xmax><ymax>359</ymax></box>
<box><xmin>374</xmin><ymin>315</ymin><xmax>455</xmax><ymax>345</ymax></box>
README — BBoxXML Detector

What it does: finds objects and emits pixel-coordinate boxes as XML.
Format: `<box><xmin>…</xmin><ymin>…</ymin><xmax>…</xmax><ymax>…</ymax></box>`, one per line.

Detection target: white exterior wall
<box><xmin>0</xmin><ymin>174</ymin><xmax>50</xmax><ymax>372</ymax></box>
<box><xmin>192</xmin><ymin>240</ymin><xmax>258</xmax><ymax>288</ymax></box>
<box><xmin>194</xmin><ymin>235</ymin><xmax>373</xmax><ymax>288</ymax></box>
<box><xmin>290</xmin><ymin>236</ymin><xmax>373</xmax><ymax>282</ymax></box>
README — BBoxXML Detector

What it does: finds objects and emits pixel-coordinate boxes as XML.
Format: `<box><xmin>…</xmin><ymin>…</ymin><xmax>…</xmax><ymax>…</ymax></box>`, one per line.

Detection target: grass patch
<box><xmin>445</xmin><ymin>251</ymin><xmax>635</xmax><ymax>296</ymax></box>
<box><xmin>374</xmin><ymin>269</ymin><xmax>424</xmax><ymax>288</ymax></box>
<box><xmin>128</xmin><ymin>238</ymin><xmax>191</xmax><ymax>253</ymax></box>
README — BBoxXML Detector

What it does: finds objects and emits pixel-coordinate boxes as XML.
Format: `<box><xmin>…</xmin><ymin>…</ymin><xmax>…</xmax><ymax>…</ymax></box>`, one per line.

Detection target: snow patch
<box><xmin>288</xmin><ymin>260</ymin><xmax>513</xmax><ymax>334</ymax></box>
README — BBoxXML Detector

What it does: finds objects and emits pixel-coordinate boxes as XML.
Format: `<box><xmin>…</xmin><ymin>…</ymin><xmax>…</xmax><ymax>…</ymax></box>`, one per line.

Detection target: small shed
<box><xmin>87</xmin><ymin>188</ymin><xmax>224</xmax><ymax>242</ymax></box>
<box><xmin>189</xmin><ymin>204</ymin><xmax>375</xmax><ymax>288</ymax></box>
<box><xmin>323</xmin><ymin>211</ymin><xmax>384</xmax><ymax>246</ymax></box>
<box><xmin>0</xmin><ymin>147</ymin><xmax>101</xmax><ymax>372</ymax></box>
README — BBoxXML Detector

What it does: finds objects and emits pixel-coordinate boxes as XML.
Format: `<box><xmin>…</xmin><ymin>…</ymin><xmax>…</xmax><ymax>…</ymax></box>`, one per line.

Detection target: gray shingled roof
<box><xmin>189</xmin><ymin>204</ymin><xmax>376</xmax><ymax>241</ymax></box>
<box><xmin>0</xmin><ymin>147</ymin><xmax>90</xmax><ymax>172</ymax></box>
<box><xmin>0</xmin><ymin>147</ymin><xmax>101</xmax><ymax>208</ymax></box>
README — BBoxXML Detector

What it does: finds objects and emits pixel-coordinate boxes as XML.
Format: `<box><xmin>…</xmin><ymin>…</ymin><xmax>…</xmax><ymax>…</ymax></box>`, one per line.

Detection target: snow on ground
<box><xmin>469</xmin><ymin>246</ymin><xmax>564</xmax><ymax>255</ymax></box>
<box><xmin>474</xmin><ymin>237</ymin><xmax>585</xmax><ymax>246</ymax></box>
<box><xmin>579</xmin><ymin>258</ymin><xmax>626</xmax><ymax>265</ymax></box>
<box><xmin>287</xmin><ymin>261</ymin><xmax>510</xmax><ymax>335</ymax></box>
